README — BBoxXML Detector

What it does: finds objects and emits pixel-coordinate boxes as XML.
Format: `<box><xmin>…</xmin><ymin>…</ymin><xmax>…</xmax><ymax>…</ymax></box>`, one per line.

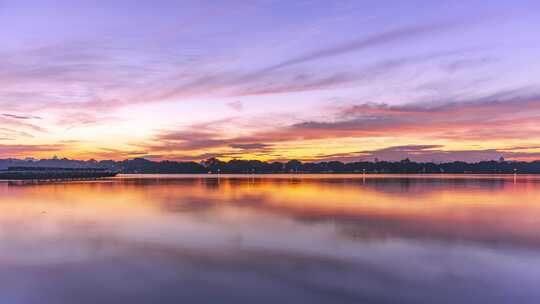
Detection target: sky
<box><xmin>1</xmin><ymin>0</ymin><xmax>540</xmax><ymax>162</ymax></box>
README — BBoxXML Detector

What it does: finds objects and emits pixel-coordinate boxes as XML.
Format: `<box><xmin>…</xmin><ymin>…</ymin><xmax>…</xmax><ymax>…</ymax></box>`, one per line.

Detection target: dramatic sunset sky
<box><xmin>1</xmin><ymin>0</ymin><xmax>540</xmax><ymax>162</ymax></box>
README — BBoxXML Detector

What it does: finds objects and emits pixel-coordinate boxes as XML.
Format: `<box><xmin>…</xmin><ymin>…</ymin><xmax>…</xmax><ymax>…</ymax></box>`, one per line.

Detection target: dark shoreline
<box><xmin>0</xmin><ymin>167</ymin><xmax>117</xmax><ymax>181</ymax></box>
<box><xmin>3</xmin><ymin>157</ymin><xmax>540</xmax><ymax>175</ymax></box>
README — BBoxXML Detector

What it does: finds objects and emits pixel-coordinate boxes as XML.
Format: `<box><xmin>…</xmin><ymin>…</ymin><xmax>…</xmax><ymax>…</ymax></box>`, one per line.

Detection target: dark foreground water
<box><xmin>1</xmin><ymin>174</ymin><xmax>539</xmax><ymax>304</ymax></box>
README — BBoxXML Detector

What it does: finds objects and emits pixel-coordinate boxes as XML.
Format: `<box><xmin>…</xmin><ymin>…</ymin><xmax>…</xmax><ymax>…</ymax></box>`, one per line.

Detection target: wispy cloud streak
<box><xmin>260</xmin><ymin>22</ymin><xmax>456</xmax><ymax>73</ymax></box>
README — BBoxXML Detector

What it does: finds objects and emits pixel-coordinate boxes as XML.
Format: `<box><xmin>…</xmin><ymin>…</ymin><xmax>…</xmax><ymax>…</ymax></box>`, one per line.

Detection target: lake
<box><xmin>1</xmin><ymin>174</ymin><xmax>539</xmax><ymax>303</ymax></box>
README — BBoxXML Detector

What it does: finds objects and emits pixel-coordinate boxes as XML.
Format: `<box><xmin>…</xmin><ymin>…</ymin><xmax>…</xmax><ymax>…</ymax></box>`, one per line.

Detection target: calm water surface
<box><xmin>1</xmin><ymin>174</ymin><xmax>539</xmax><ymax>303</ymax></box>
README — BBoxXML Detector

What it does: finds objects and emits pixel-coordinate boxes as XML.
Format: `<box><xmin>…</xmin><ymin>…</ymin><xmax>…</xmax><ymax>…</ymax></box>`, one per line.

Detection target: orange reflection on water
<box><xmin>1</xmin><ymin>175</ymin><xmax>539</xmax><ymax>249</ymax></box>
<box><xmin>1</xmin><ymin>175</ymin><xmax>540</xmax><ymax>303</ymax></box>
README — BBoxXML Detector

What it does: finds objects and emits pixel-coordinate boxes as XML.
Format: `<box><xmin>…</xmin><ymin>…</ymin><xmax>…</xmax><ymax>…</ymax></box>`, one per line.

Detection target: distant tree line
<box><xmin>99</xmin><ymin>157</ymin><xmax>540</xmax><ymax>174</ymax></box>
<box><xmin>3</xmin><ymin>157</ymin><xmax>540</xmax><ymax>174</ymax></box>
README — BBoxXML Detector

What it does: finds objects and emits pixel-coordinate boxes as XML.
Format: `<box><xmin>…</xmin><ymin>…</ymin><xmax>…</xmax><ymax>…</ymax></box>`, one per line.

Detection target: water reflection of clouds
<box><xmin>137</xmin><ymin>177</ymin><xmax>540</xmax><ymax>250</ymax></box>
<box><xmin>2</xmin><ymin>238</ymin><xmax>539</xmax><ymax>304</ymax></box>
<box><xmin>4</xmin><ymin>176</ymin><xmax>540</xmax><ymax>250</ymax></box>
<box><xmin>1</xmin><ymin>176</ymin><xmax>540</xmax><ymax>303</ymax></box>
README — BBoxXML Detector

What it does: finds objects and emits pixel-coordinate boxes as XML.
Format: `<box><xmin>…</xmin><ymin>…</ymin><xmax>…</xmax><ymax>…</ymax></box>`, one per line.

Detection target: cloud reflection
<box><xmin>1</xmin><ymin>176</ymin><xmax>540</xmax><ymax>303</ymax></box>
